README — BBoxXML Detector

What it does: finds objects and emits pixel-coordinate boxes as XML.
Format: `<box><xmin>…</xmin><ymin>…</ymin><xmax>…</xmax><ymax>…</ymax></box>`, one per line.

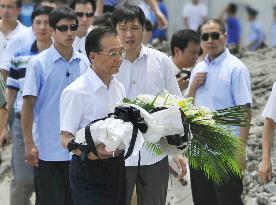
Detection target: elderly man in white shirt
<box><xmin>112</xmin><ymin>4</ymin><xmax>186</xmax><ymax>205</ymax></box>
<box><xmin>60</xmin><ymin>27</ymin><xmax>127</xmax><ymax>205</ymax></box>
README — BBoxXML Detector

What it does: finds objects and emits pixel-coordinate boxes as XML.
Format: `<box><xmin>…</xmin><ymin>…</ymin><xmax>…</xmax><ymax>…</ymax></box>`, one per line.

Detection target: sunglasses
<box><xmin>55</xmin><ymin>24</ymin><xmax>78</xmax><ymax>32</ymax></box>
<box><xmin>76</xmin><ymin>12</ymin><xmax>94</xmax><ymax>18</ymax></box>
<box><xmin>201</xmin><ymin>32</ymin><xmax>221</xmax><ymax>41</ymax></box>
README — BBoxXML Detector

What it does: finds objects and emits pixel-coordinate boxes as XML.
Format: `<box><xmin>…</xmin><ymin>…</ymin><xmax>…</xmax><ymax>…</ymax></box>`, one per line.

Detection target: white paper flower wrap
<box><xmin>75</xmin><ymin>103</ymin><xmax>189</xmax><ymax>156</ymax></box>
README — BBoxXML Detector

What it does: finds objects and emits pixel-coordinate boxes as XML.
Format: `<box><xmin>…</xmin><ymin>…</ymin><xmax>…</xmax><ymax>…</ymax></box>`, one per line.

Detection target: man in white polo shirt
<box><xmin>112</xmin><ymin>4</ymin><xmax>186</xmax><ymax>205</ymax></box>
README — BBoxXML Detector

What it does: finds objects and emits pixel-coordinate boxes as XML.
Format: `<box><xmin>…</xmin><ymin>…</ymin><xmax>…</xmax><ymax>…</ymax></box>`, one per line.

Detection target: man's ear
<box><xmin>224</xmin><ymin>32</ymin><xmax>228</xmax><ymax>39</ymax></box>
<box><xmin>174</xmin><ymin>47</ymin><xmax>181</xmax><ymax>56</ymax></box>
<box><xmin>89</xmin><ymin>52</ymin><xmax>96</xmax><ymax>61</ymax></box>
<box><xmin>50</xmin><ymin>27</ymin><xmax>55</xmax><ymax>37</ymax></box>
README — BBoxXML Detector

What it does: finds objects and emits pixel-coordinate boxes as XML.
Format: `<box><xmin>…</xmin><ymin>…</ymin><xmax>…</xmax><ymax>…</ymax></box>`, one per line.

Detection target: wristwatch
<box><xmin>67</xmin><ymin>138</ymin><xmax>79</xmax><ymax>152</ymax></box>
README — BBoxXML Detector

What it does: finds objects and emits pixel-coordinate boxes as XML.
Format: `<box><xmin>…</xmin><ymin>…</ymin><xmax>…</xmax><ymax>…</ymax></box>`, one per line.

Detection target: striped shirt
<box><xmin>7</xmin><ymin>41</ymin><xmax>39</xmax><ymax>113</ymax></box>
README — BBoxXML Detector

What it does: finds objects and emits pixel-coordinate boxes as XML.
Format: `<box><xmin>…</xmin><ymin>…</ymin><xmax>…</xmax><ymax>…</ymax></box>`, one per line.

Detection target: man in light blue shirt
<box><xmin>187</xmin><ymin>19</ymin><xmax>252</xmax><ymax>205</ymax></box>
<box><xmin>21</xmin><ymin>7</ymin><xmax>89</xmax><ymax>205</ymax></box>
<box><xmin>246</xmin><ymin>6</ymin><xmax>265</xmax><ymax>51</ymax></box>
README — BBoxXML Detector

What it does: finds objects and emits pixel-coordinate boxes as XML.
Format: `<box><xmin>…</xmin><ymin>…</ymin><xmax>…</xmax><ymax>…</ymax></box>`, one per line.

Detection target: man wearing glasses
<box><xmin>70</xmin><ymin>0</ymin><xmax>96</xmax><ymax>54</ymax></box>
<box><xmin>21</xmin><ymin>7</ymin><xmax>89</xmax><ymax>205</ymax></box>
<box><xmin>60</xmin><ymin>26</ymin><xmax>127</xmax><ymax>205</ymax></box>
<box><xmin>186</xmin><ymin>19</ymin><xmax>252</xmax><ymax>205</ymax></box>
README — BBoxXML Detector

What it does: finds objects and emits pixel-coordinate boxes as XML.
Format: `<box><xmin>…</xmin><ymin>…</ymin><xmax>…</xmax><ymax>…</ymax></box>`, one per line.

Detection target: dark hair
<box><xmin>112</xmin><ymin>3</ymin><xmax>145</xmax><ymax>28</ymax></box>
<box><xmin>144</xmin><ymin>18</ymin><xmax>152</xmax><ymax>32</ymax></box>
<box><xmin>31</xmin><ymin>6</ymin><xmax>54</xmax><ymax>22</ymax></box>
<box><xmin>93</xmin><ymin>12</ymin><xmax>113</xmax><ymax>28</ymax></box>
<box><xmin>197</xmin><ymin>19</ymin><xmax>226</xmax><ymax>35</ymax></box>
<box><xmin>49</xmin><ymin>6</ymin><xmax>78</xmax><ymax>28</ymax></box>
<box><xmin>55</xmin><ymin>0</ymin><xmax>69</xmax><ymax>6</ymax></box>
<box><xmin>85</xmin><ymin>26</ymin><xmax>118</xmax><ymax>58</ymax></box>
<box><xmin>170</xmin><ymin>29</ymin><xmax>200</xmax><ymax>56</ymax></box>
<box><xmin>35</xmin><ymin>0</ymin><xmax>55</xmax><ymax>8</ymax></box>
<box><xmin>15</xmin><ymin>0</ymin><xmax>22</xmax><ymax>8</ymax></box>
<box><xmin>69</xmin><ymin>0</ymin><xmax>96</xmax><ymax>11</ymax></box>
<box><xmin>228</xmin><ymin>3</ymin><xmax>237</xmax><ymax>14</ymax></box>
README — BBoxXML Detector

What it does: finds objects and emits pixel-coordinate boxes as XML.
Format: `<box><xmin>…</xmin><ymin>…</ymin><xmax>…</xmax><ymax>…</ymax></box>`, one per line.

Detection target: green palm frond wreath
<box><xmin>123</xmin><ymin>94</ymin><xmax>250</xmax><ymax>185</ymax></box>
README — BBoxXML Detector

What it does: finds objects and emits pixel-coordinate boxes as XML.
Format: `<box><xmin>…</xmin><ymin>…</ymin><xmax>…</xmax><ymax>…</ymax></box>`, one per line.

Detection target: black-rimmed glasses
<box><xmin>201</xmin><ymin>32</ymin><xmax>221</xmax><ymax>41</ymax></box>
<box><xmin>55</xmin><ymin>24</ymin><xmax>78</xmax><ymax>32</ymax></box>
<box><xmin>76</xmin><ymin>12</ymin><xmax>94</xmax><ymax>18</ymax></box>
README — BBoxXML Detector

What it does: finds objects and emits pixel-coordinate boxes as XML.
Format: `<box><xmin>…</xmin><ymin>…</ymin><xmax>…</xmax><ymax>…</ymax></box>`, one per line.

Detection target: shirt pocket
<box><xmin>211</xmin><ymin>79</ymin><xmax>231</xmax><ymax>101</ymax></box>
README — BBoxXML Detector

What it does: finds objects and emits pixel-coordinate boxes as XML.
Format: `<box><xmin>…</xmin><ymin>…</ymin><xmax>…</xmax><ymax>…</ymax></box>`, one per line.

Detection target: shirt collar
<box><xmin>138</xmin><ymin>44</ymin><xmax>148</xmax><ymax>59</ymax></box>
<box><xmin>50</xmin><ymin>44</ymin><xmax>81</xmax><ymax>63</ymax></box>
<box><xmin>30</xmin><ymin>41</ymin><xmax>39</xmax><ymax>54</ymax></box>
<box><xmin>204</xmin><ymin>48</ymin><xmax>230</xmax><ymax>65</ymax></box>
<box><xmin>86</xmin><ymin>67</ymin><xmax>116</xmax><ymax>92</ymax></box>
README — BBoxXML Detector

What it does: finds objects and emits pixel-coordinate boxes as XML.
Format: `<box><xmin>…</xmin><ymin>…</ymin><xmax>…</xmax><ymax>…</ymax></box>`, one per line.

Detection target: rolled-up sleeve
<box><xmin>232</xmin><ymin>66</ymin><xmax>252</xmax><ymax>106</ymax></box>
<box><xmin>262</xmin><ymin>82</ymin><xmax>276</xmax><ymax>123</ymax></box>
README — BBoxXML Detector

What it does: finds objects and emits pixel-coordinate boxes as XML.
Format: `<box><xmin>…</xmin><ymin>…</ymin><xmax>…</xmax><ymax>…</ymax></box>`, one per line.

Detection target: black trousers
<box><xmin>34</xmin><ymin>160</ymin><xmax>74</xmax><ymax>205</ymax></box>
<box><xmin>70</xmin><ymin>155</ymin><xmax>126</xmax><ymax>205</ymax></box>
<box><xmin>190</xmin><ymin>167</ymin><xmax>244</xmax><ymax>205</ymax></box>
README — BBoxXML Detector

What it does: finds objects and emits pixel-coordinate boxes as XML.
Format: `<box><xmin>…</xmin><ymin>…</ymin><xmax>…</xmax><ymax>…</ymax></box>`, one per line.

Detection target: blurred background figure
<box><xmin>19</xmin><ymin>0</ymin><xmax>35</xmax><ymax>27</ymax></box>
<box><xmin>142</xmin><ymin>18</ymin><xmax>153</xmax><ymax>46</ymax></box>
<box><xmin>246</xmin><ymin>6</ymin><xmax>266</xmax><ymax>51</ymax></box>
<box><xmin>219</xmin><ymin>3</ymin><xmax>240</xmax><ymax>53</ymax></box>
<box><xmin>139</xmin><ymin>0</ymin><xmax>168</xmax><ymax>42</ymax></box>
<box><xmin>150</xmin><ymin>0</ymin><xmax>168</xmax><ymax>42</ymax></box>
<box><xmin>182</xmin><ymin>0</ymin><xmax>207</xmax><ymax>31</ymax></box>
<box><xmin>0</xmin><ymin>0</ymin><xmax>27</xmax><ymax>64</ymax></box>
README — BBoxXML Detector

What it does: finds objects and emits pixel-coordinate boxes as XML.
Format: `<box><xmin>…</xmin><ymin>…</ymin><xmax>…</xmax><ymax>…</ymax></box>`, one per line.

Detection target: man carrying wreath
<box><xmin>60</xmin><ymin>27</ymin><xmax>127</xmax><ymax>205</ymax></box>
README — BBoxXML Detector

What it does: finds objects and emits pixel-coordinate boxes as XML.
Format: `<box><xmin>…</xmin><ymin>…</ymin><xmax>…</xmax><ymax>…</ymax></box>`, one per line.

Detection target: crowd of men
<box><xmin>0</xmin><ymin>0</ymin><xmax>275</xmax><ymax>205</ymax></box>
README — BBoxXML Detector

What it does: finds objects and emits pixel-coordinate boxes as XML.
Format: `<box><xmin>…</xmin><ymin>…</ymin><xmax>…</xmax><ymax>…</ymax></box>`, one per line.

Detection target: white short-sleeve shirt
<box><xmin>116</xmin><ymin>45</ymin><xmax>182</xmax><ymax>166</ymax></box>
<box><xmin>262</xmin><ymin>82</ymin><xmax>276</xmax><ymax>123</ymax></box>
<box><xmin>60</xmin><ymin>68</ymin><xmax>126</xmax><ymax>135</ymax></box>
<box><xmin>0</xmin><ymin>21</ymin><xmax>27</xmax><ymax>63</ymax></box>
<box><xmin>182</xmin><ymin>3</ymin><xmax>207</xmax><ymax>31</ymax></box>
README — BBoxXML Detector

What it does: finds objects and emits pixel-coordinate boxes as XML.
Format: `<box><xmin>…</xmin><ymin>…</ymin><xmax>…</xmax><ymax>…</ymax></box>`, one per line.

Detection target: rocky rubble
<box><xmin>241</xmin><ymin>48</ymin><xmax>276</xmax><ymax>205</ymax></box>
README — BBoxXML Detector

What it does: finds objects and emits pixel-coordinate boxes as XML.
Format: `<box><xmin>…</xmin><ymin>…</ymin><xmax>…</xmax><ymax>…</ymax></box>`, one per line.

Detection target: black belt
<box><xmin>15</xmin><ymin>112</ymin><xmax>21</xmax><ymax>119</ymax></box>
